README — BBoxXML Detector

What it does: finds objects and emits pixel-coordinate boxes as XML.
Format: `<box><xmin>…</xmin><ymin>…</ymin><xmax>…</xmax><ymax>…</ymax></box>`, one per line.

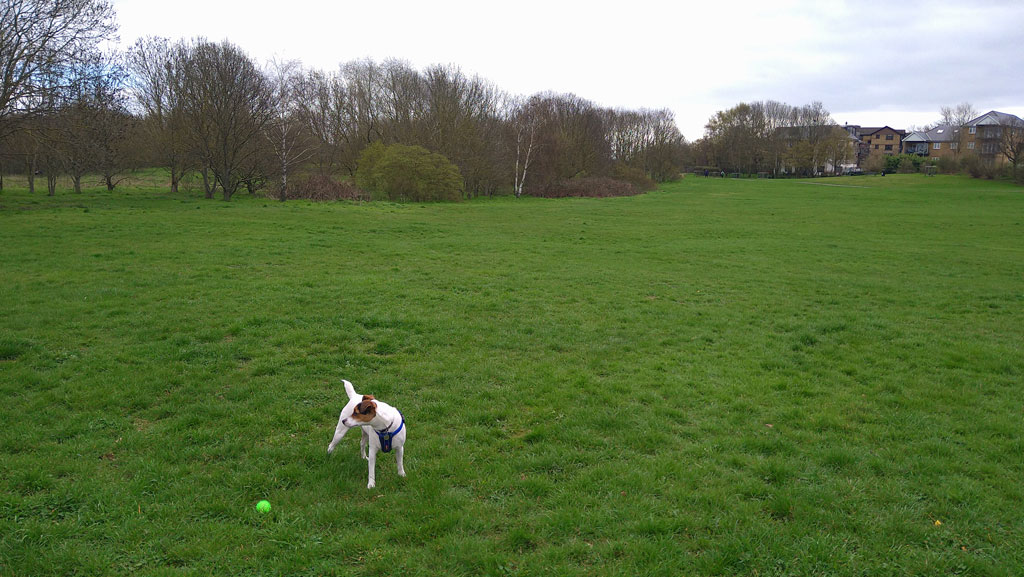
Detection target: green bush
<box><xmin>936</xmin><ymin>156</ymin><xmax>959</xmax><ymax>174</ymax></box>
<box><xmin>356</xmin><ymin>143</ymin><xmax>464</xmax><ymax>202</ymax></box>
<box><xmin>897</xmin><ymin>154</ymin><xmax>922</xmax><ymax>173</ymax></box>
<box><xmin>883</xmin><ymin>154</ymin><xmax>922</xmax><ymax>174</ymax></box>
<box><xmin>883</xmin><ymin>155</ymin><xmax>901</xmax><ymax>173</ymax></box>
<box><xmin>863</xmin><ymin>155</ymin><xmax>885</xmax><ymax>173</ymax></box>
<box><xmin>612</xmin><ymin>163</ymin><xmax>657</xmax><ymax>191</ymax></box>
<box><xmin>960</xmin><ymin>155</ymin><xmax>1004</xmax><ymax>180</ymax></box>
<box><xmin>354</xmin><ymin>142</ymin><xmax>387</xmax><ymax>193</ymax></box>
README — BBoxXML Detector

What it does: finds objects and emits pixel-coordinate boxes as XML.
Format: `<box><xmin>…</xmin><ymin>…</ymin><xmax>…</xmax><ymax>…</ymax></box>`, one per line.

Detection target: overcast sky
<box><xmin>111</xmin><ymin>0</ymin><xmax>1024</xmax><ymax>140</ymax></box>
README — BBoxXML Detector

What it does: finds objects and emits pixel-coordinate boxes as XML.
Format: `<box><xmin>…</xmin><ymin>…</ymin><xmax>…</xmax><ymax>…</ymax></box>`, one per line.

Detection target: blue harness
<box><xmin>375</xmin><ymin>411</ymin><xmax>404</xmax><ymax>453</ymax></box>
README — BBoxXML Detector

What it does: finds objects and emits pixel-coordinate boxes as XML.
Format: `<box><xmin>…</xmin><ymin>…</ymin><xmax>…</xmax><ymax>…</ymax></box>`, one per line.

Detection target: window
<box><xmin>885</xmin><ymin>144</ymin><xmax>893</xmax><ymax>151</ymax></box>
<box><xmin>968</xmin><ymin>142</ymin><xmax>975</xmax><ymax>150</ymax></box>
<box><xmin>886</xmin><ymin>134</ymin><xmax>894</xmax><ymax>140</ymax></box>
<box><xmin>969</xmin><ymin>126</ymin><xmax>976</xmax><ymax>134</ymax></box>
<box><xmin>933</xmin><ymin>143</ymin><xmax>941</xmax><ymax>150</ymax></box>
<box><xmin>951</xmin><ymin>143</ymin><xmax>958</xmax><ymax>150</ymax></box>
<box><xmin>874</xmin><ymin>144</ymin><xmax>879</xmax><ymax>149</ymax></box>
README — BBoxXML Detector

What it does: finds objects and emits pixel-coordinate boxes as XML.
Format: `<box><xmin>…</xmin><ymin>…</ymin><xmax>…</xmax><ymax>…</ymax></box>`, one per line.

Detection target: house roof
<box><xmin>967</xmin><ymin>110</ymin><xmax>1024</xmax><ymax>127</ymax></box>
<box><xmin>857</xmin><ymin>126</ymin><xmax>907</xmax><ymax>138</ymax></box>
<box><xmin>905</xmin><ymin>124</ymin><xmax>959</xmax><ymax>143</ymax></box>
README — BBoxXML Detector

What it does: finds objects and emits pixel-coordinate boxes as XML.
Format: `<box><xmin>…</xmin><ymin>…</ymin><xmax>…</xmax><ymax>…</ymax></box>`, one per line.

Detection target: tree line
<box><xmin>0</xmin><ymin>0</ymin><xmax>689</xmax><ymax>200</ymax></box>
<box><xmin>690</xmin><ymin>100</ymin><xmax>854</xmax><ymax>176</ymax></box>
<box><xmin>692</xmin><ymin>99</ymin><xmax>1024</xmax><ymax>180</ymax></box>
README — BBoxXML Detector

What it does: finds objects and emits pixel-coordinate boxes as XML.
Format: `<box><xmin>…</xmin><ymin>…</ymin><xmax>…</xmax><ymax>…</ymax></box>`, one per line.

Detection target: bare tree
<box><xmin>178</xmin><ymin>39</ymin><xmax>273</xmax><ymax>201</ymax></box>
<box><xmin>758</xmin><ymin>100</ymin><xmax>797</xmax><ymax>175</ymax></box>
<box><xmin>266</xmin><ymin>57</ymin><xmax>312</xmax><ymax>201</ymax></box>
<box><xmin>822</xmin><ymin>125</ymin><xmax>854</xmax><ymax>175</ymax></box>
<box><xmin>38</xmin><ymin>117</ymin><xmax>62</xmax><ymax>195</ymax></box>
<box><xmin>338</xmin><ymin>59</ymin><xmax>384</xmax><ymax>175</ymax></box>
<box><xmin>605</xmin><ymin>108</ymin><xmax>645</xmax><ymax>167</ymax></box>
<box><xmin>641</xmin><ymin>109</ymin><xmax>687</xmax><ymax>181</ymax></box>
<box><xmin>798</xmin><ymin>101</ymin><xmax>840</xmax><ymax>174</ymax></box>
<box><xmin>0</xmin><ymin>0</ymin><xmax>117</xmax><ymax>191</ymax></box>
<box><xmin>127</xmin><ymin>37</ymin><xmax>190</xmax><ymax>192</ymax></box>
<box><xmin>421</xmin><ymin>64</ymin><xmax>480</xmax><ymax>154</ymax></box>
<box><xmin>507</xmin><ymin>95</ymin><xmax>547</xmax><ymax>198</ymax></box>
<box><xmin>940</xmin><ymin>102</ymin><xmax>978</xmax><ymax>159</ymax></box>
<box><xmin>997</xmin><ymin>115</ymin><xmax>1024</xmax><ymax>180</ymax></box>
<box><xmin>26</xmin><ymin>50</ymin><xmax>93</xmax><ymax>192</ymax></box>
<box><xmin>293</xmin><ymin>69</ymin><xmax>345</xmax><ymax>176</ymax></box>
<box><xmin>605</xmin><ymin>107</ymin><xmax>686</xmax><ymax>181</ymax></box>
<box><xmin>549</xmin><ymin>93</ymin><xmax>610</xmax><ymax>181</ymax></box>
<box><xmin>79</xmin><ymin>51</ymin><xmax>132</xmax><ymax>190</ymax></box>
<box><xmin>940</xmin><ymin>102</ymin><xmax>978</xmax><ymax>127</ymax></box>
<box><xmin>379</xmin><ymin>58</ymin><xmax>423</xmax><ymax>145</ymax></box>
<box><xmin>783</xmin><ymin>140</ymin><xmax>815</xmax><ymax>176</ymax></box>
<box><xmin>420</xmin><ymin>64</ymin><xmax>504</xmax><ymax>196</ymax></box>
<box><xmin>0</xmin><ymin>0</ymin><xmax>117</xmax><ymax>140</ymax></box>
<box><xmin>5</xmin><ymin>119</ymin><xmax>45</xmax><ymax>192</ymax></box>
<box><xmin>704</xmin><ymin>102</ymin><xmax>763</xmax><ymax>174</ymax></box>
<box><xmin>507</xmin><ymin>92</ymin><xmax>614</xmax><ymax>194</ymax></box>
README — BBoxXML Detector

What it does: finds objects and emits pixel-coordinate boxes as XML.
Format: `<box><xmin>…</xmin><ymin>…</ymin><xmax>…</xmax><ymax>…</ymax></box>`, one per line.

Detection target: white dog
<box><xmin>327</xmin><ymin>380</ymin><xmax>407</xmax><ymax>489</ymax></box>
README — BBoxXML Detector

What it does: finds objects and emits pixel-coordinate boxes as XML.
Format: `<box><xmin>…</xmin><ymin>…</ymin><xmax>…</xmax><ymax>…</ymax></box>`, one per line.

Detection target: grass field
<box><xmin>1</xmin><ymin>174</ymin><xmax>1022</xmax><ymax>576</ymax></box>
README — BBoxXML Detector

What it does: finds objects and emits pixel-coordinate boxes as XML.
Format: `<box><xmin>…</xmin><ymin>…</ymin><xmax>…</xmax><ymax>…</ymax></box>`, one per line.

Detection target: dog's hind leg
<box><xmin>395</xmin><ymin>445</ymin><xmax>406</xmax><ymax>478</ymax></box>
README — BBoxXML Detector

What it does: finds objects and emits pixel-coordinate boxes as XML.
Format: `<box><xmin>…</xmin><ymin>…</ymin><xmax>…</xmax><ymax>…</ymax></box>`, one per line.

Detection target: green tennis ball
<box><xmin>256</xmin><ymin>500</ymin><xmax>271</xmax><ymax>513</ymax></box>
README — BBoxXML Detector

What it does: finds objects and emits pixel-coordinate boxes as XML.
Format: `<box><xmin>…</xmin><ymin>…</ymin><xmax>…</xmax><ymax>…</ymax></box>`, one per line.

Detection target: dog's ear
<box><xmin>353</xmin><ymin>399</ymin><xmax>377</xmax><ymax>419</ymax></box>
<box><xmin>362</xmin><ymin>395</ymin><xmax>375</xmax><ymax>402</ymax></box>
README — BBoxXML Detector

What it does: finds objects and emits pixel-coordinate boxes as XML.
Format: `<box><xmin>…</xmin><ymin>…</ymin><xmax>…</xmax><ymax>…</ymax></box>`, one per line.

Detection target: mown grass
<box><xmin>1</xmin><ymin>174</ymin><xmax>1022</xmax><ymax>576</ymax></box>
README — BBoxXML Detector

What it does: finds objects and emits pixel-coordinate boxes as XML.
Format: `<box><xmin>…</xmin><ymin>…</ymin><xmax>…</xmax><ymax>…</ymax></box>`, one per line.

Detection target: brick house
<box><xmin>843</xmin><ymin>125</ymin><xmax>906</xmax><ymax>166</ymax></box>
<box><xmin>903</xmin><ymin>125</ymin><xmax>960</xmax><ymax>160</ymax></box>
<box><xmin>904</xmin><ymin>110</ymin><xmax>1023</xmax><ymax>164</ymax></box>
<box><xmin>965</xmin><ymin>111</ymin><xmax>1024</xmax><ymax>164</ymax></box>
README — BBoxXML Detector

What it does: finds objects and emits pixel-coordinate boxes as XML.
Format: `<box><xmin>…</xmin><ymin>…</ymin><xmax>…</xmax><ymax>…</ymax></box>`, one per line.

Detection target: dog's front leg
<box><xmin>327</xmin><ymin>415</ymin><xmax>350</xmax><ymax>454</ymax></box>
<box><xmin>360</xmin><ymin>429</ymin><xmax>369</xmax><ymax>460</ymax></box>
<box><xmin>366</xmin><ymin>445</ymin><xmax>378</xmax><ymax>489</ymax></box>
<box><xmin>395</xmin><ymin>445</ymin><xmax>406</xmax><ymax>478</ymax></box>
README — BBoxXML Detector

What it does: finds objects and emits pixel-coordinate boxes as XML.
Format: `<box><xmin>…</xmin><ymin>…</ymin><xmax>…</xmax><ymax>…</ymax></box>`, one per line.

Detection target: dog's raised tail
<box><xmin>343</xmin><ymin>379</ymin><xmax>359</xmax><ymax>401</ymax></box>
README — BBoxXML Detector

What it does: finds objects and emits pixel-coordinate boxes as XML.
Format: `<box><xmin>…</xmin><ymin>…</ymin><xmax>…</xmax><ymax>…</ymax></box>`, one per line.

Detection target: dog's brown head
<box><xmin>350</xmin><ymin>395</ymin><xmax>377</xmax><ymax>423</ymax></box>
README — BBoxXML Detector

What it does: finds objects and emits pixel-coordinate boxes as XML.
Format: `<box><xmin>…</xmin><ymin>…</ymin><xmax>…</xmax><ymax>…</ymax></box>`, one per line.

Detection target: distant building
<box><xmin>904</xmin><ymin>125</ymin><xmax>960</xmax><ymax>160</ymax></box>
<box><xmin>903</xmin><ymin>110</ymin><xmax>1023</xmax><ymax>165</ymax></box>
<box><xmin>843</xmin><ymin>125</ymin><xmax>906</xmax><ymax>166</ymax></box>
<box><xmin>966</xmin><ymin>110</ymin><xmax>1024</xmax><ymax>164</ymax></box>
